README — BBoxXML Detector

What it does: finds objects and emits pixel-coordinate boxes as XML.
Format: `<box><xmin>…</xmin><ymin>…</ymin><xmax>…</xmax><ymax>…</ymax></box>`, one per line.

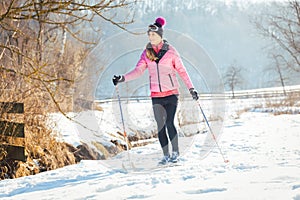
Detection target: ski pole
<box><xmin>115</xmin><ymin>85</ymin><xmax>135</xmax><ymax>170</ymax></box>
<box><xmin>197</xmin><ymin>100</ymin><xmax>229</xmax><ymax>163</ymax></box>
<box><xmin>115</xmin><ymin>85</ymin><xmax>129</xmax><ymax>151</ymax></box>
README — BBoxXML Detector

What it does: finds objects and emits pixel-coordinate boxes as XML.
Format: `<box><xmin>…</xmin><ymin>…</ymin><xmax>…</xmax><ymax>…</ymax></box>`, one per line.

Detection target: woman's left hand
<box><xmin>189</xmin><ymin>88</ymin><xmax>199</xmax><ymax>100</ymax></box>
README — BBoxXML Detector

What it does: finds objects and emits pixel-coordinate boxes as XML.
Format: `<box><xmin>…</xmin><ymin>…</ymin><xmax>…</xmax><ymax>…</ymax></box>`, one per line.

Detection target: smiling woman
<box><xmin>112</xmin><ymin>17</ymin><xmax>199</xmax><ymax>165</ymax></box>
<box><xmin>91</xmin><ymin>14</ymin><xmax>225</xmax><ymax>170</ymax></box>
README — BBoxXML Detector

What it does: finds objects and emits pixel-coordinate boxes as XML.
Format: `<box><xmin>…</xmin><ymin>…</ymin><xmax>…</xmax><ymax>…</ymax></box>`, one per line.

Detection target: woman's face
<box><xmin>148</xmin><ymin>32</ymin><xmax>162</xmax><ymax>45</ymax></box>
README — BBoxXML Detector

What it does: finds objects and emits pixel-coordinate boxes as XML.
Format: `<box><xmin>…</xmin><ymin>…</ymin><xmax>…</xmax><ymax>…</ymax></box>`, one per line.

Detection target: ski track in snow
<box><xmin>1</xmin><ymin>112</ymin><xmax>300</xmax><ymax>199</ymax></box>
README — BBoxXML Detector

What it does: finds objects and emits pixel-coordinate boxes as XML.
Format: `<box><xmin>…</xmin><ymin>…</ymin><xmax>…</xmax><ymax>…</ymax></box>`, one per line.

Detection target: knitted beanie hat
<box><xmin>147</xmin><ymin>17</ymin><xmax>166</xmax><ymax>38</ymax></box>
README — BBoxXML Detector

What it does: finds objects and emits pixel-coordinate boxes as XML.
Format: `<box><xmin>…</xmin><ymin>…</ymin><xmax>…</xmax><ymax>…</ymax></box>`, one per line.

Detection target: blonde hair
<box><xmin>146</xmin><ymin>48</ymin><xmax>158</xmax><ymax>61</ymax></box>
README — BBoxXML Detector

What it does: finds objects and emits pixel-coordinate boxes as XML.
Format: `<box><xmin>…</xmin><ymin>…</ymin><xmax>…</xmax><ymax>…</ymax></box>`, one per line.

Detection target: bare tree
<box><xmin>0</xmin><ymin>0</ymin><xmax>137</xmax><ymax>112</ymax></box>
<box><xmin>254</xmin><ymin>0</ymin><xmax>300</xmax><ymax>73</ymax></box>
<box><xmin>266</xmin><ymin>53</ymin><xmax>290</xmax><ymax>95</ymax></box>
<box><xmin>224</xmin><ymin>63</ymin><xmax>243</xmax><ymax>99</ymax></box>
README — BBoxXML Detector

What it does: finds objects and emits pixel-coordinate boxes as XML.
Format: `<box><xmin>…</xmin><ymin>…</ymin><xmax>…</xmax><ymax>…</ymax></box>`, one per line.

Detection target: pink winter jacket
<box><xmin>124</xmin><ymin>42</ymin><xmax>194</xmax><ymax>97</ymax></box>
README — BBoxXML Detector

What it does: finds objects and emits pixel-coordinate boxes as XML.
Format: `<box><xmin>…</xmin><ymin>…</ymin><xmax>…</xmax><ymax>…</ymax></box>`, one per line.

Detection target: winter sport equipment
<box><xmin>157</xmin><ymin>158</ymin><xmax>182</xmax><ymax>169</ymax></box>
<box><xmin>158</xmin><ymin>155</ymin><xmax>170</xmax><ymax>165</ymax></box>
<box><xmin>158</xmin><ymin>152</ymin><xmax>180</xmax><ymax>166</ymax></box>
<box><xmin>112</xmin><ymin>75</ymin><xmax>124</xmax><ymax>86</ymax></box>
<box><xmin>169</xmin><ymin>152</ymin><xmax>179</xmax><ymax>163</ymax></box>
<box><xmin>115</xmin><ymin>85</ymin><xmax>134</xmax><ymax>169</ymax></box>
<box><xmin>197</xmin><ymin>100</ymin><xmax>229</xmax><ymax>163</ymax></box>
<box><xmin>147</xmin><ymin>17</ymin><xmax>166</xmax><ymax>38</ymax></box>
<box><xmin>115</xmin><ymin>85</ymin><xmax>127</xmax><ymax>148</ymax></box>
<box><xmin>189</xmin><ymin>88</ymin><xmax>199</xmax><ymax>100</ymax></box>
<box><xmin>148</xmin><ymin>24</ymin><xmax>160</xmax><ymax>32</ymax></box>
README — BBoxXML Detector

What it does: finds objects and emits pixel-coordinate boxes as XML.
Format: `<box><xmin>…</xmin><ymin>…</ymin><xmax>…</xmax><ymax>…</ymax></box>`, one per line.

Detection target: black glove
<box><xmin>112</xmin><ymin>75</ymin><xmax>124</xmax><ymax>86</ymax></box>
<box><xmin>189</xmin><ymin>88</ymin><xmax>199</xmax><ymax>100</ymax></box>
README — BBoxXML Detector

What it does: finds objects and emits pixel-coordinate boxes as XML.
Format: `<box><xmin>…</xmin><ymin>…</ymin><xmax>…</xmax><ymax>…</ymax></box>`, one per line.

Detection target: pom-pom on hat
<box><xmin>148</xmin><ymin>17</ymin><xmax>166</xmax><ymax>38</ymax></box>
<box><xmin>154</xmin><ymin>17</ymin><xmax>166</xmax><ymax>27</ymax></box>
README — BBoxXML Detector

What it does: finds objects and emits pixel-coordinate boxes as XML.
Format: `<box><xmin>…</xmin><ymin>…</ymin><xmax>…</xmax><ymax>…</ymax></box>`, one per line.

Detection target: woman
<box><xmin>112</xmin><ymin>17</ymin><xmax>198</xmax><ymax>165</ymax></box>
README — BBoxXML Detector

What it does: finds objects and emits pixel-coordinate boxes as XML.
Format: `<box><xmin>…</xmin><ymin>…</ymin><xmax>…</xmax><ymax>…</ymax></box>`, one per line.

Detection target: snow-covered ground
<box><xmin>1</xmin><ymin>98</ymin><xmax>300</xmax><ymax>200</ymax></box>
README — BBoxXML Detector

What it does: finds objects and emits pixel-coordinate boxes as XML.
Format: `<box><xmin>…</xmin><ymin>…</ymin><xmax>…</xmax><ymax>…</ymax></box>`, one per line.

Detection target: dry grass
<box><xmin>264</xmin><ymin>92</ymin><xmax>300</xmax><ymax>115</ymax></box>
<box><xmin>234</xmin><ymin>91</ymin><xmax>300</xmax><ymax>117</ymax></box>
<box><xmin>266</xmin><ymin>92</ymin><xmax>300</xmax><ymax>107</ymax></box>
<box><xmin>0</xmin><ymin>75</ymin><xmax>77</xmax><ymax>179</ymax></box>
<box><xmin>0</xmin><ymin>112</ymin><xmax>77</xmax><ymax>179</ymax></box>
<box><xmin>91</xmin><ymin>141</ymin><xmax>110</xmax><ymax>159</ymax></box>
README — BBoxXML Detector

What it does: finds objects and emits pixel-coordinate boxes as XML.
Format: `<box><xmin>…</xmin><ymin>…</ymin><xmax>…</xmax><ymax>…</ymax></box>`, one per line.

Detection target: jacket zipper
<box><xmin>156</xmin><ymin>63</ymin><xmax>162</xmax><ymax>92</ymax></box>
<box><xmin>168</xmin><ymin>74</ymin><xmax>174</xmax><ymax>87</ymax></box>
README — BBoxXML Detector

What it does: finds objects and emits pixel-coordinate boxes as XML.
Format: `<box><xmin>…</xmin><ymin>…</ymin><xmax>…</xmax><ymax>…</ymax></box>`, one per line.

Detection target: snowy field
<box><xmin>0</xmin><ymin>97</ymin><xmax>300</xmax><ymax>200</ymax></box>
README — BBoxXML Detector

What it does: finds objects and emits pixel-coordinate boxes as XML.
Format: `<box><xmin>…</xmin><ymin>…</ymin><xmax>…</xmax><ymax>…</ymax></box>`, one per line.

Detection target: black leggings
<box><xmin>152</xmin><ymin>95</ymin><xmax>178</xmax><ymax>156</ymax></box>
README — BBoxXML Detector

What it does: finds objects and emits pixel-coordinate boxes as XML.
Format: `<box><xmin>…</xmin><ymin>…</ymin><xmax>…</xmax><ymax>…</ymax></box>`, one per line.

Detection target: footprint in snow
<box><xmin>184</xmin><ymin>187</ymin><xmax>227</xmax><ymax>194</ymax></box>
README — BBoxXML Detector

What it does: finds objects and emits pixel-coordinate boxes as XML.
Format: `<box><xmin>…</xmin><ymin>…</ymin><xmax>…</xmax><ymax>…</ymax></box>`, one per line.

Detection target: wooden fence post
<box><xmin>0</xmin><ymin>102</ymin><xmax>26</xmax><ymax>162</ymax></box>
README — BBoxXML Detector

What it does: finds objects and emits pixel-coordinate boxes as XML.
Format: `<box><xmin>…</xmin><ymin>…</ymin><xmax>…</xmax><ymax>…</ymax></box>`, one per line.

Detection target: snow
<box><xmin>1</xmin><ymin>97</ymin><xmax>300</xmax><ymax>200</ymax></box>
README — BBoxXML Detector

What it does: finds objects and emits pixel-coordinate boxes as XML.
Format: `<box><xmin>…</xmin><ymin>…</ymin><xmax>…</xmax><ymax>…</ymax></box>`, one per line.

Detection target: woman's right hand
<box><xmin>112</xmin><ymin>75</ymin><xmax>125</xmax><ymax>86</ymax></box>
